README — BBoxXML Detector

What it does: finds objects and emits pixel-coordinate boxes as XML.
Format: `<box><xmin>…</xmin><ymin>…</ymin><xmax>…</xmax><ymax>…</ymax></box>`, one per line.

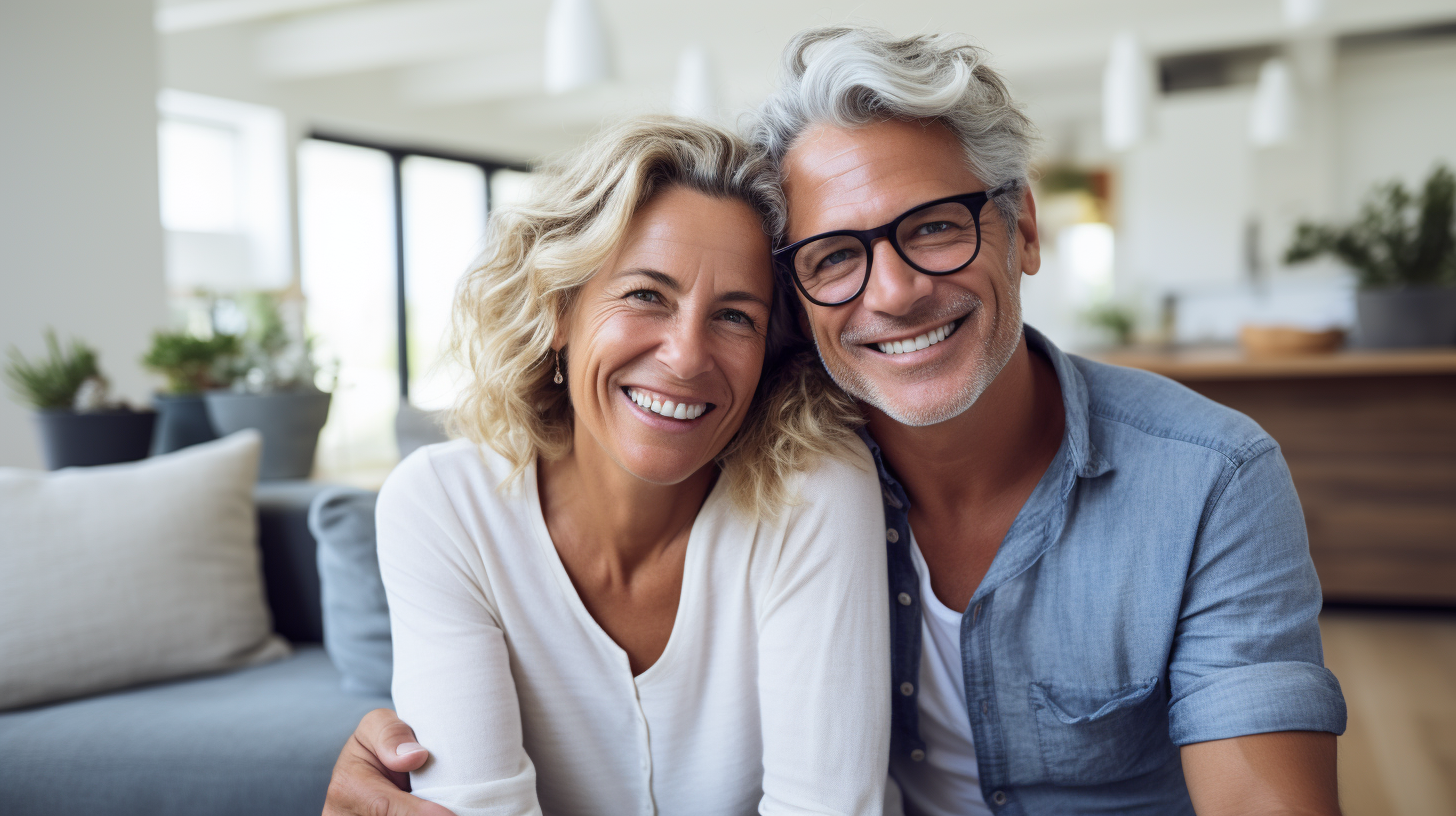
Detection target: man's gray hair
<box><xmin>751</xmin><ymin>26</ymin><xmax>1038</xmax><ymax>238</ymax></box>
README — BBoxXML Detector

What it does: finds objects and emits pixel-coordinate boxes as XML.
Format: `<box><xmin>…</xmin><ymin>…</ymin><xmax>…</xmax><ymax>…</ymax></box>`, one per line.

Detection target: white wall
<box><xmin>0</xmin><ymin>0</ymin><xmax>168</xmax><ymax>468</ymax></box>
<box><xmin>1102</xmin><ymin>36</ymin><xmax>1456</xmax><ymax>346</ymax></box>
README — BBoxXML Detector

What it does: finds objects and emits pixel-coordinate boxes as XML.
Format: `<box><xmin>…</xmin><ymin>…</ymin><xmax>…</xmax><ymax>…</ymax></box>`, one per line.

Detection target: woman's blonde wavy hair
<box><xmin>448</xmin><ymin>115</ymin><xmax>864</xmax><ymax>518</ymax></box>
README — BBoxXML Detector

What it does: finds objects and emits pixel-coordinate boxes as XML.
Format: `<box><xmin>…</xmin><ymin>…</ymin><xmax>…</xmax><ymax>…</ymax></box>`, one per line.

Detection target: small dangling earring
<box><xmin>553</xmin><ymin>350</ymin><xmax>564</xmax><ymax>385</ymax></box>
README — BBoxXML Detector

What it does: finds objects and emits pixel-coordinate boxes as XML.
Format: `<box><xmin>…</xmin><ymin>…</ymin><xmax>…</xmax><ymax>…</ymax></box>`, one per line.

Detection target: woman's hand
<box><xmin>322</xmin><ymin>708</ymin><xmax>456</xmax><ymax>816</ymax></box>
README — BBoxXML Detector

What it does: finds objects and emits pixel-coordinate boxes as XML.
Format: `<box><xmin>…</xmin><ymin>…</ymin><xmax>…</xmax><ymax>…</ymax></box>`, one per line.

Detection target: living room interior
<box><xmin>2</xmin><ymin>1</ymin><xmax>1454</xmax><ymax>814</ymax></box>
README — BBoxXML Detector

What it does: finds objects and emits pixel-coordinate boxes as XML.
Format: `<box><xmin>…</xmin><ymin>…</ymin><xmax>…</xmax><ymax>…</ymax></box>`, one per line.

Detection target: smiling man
<box><xmin>323</xmin><ymin>26</ymin><xmax>1346</xmax><ymax>816</ymax></box>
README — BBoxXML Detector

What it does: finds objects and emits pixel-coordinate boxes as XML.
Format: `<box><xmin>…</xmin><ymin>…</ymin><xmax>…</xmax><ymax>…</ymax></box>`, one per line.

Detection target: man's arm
<box><xmin>1168</xmin><ymin>445</ymin><xmax>1347</xmax><ymax>813</ymax></box>
<box><xmin>1181</xmin><ymin>731</ymin><xmax>1340</xmax><ymax>816</ymax></box>
<box><xmin>323</xmin><ymin>709</ymin><xmax>455</xmax><ymax>816</ymax></box>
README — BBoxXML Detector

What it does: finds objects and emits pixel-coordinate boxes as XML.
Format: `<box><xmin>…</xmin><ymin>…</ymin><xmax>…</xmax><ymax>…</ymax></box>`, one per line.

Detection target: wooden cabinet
<box><xmin>1095</xmin><ymin>348</ymin><xmax>1456</xmax><ymax>605</ymax></box>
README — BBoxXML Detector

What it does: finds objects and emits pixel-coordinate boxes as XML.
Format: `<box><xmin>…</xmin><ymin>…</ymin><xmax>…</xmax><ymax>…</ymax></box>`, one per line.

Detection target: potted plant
<box><xmin>5</xmin><ymin>330</ymin><xmax>156</xmax><ymax>469</ymax></box>
<box><xmin>203</xmin><ymin>293</ymin><xmax>332</xmax><ymax>480</ymax></box>
<box><xmin>1284</xmin><ymin>164</ymin><xmax>1456</xmax><ymax>347</ymax></box>
<box><xmin>141</xmin><ymin>330</ymin><xmax>240</xmax><ymax>455</ymax></box>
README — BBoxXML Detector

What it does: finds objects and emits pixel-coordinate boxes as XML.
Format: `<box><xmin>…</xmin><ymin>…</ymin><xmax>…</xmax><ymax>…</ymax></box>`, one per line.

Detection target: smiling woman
<box><xmin>373</xmin><ymin>116</ymin><xmax>893</xmax><ymax>816</ymax></box>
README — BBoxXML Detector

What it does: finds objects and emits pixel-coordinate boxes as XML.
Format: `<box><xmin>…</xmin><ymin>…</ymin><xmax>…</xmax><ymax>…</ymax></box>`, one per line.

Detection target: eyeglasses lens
<box><xmin>895</xmin><ymin>202</ymin><xmax>979</xmax><ymax>272</ymax></box>
<box><xmin>793</xmin><ymin>201</ymin><xmax>980</xmax><ymax>305</ymax></box>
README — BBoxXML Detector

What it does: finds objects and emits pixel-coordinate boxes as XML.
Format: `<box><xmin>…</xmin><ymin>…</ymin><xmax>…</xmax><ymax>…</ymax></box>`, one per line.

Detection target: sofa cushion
<box><xmin>0</xmin><ymin>645</ymin><xmax>390</xmax><ymax>816</ymax></box>
<box><xmin>0</xmin><ymin>431</ymin><xmax>289</xmax><ymax>711</ymax></box>
<box><xmin>309</xmin><ymin>487</ymin><xmax>392</xmax><ymax>696</ymax></box>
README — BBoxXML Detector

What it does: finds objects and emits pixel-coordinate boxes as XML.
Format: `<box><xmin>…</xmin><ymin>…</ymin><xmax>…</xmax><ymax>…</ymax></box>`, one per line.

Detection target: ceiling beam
<box><xmin>255</xmin><ymin>0</ymin><xmax>541</xmax><ymax>79</ymax></box>
<box><xmin>156</xmin><ymin>0</ymin><xmax>369</xmax><ymax>33</ymax></box>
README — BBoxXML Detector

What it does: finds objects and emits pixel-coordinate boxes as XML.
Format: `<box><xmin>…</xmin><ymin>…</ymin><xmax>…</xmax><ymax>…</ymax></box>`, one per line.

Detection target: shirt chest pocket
<box><xmin>1028</xmin><ymin>677</ymin><xmax>1177</xmax><ymax>785</ymax></box>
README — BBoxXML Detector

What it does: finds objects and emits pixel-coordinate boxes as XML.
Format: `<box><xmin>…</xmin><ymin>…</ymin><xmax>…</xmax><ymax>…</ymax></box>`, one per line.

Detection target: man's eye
<box><xmin>916</xmin><ymin>221</ymin><xmax>953</xmax><ymax>236</ymax></box>
<box><xmin>819</xmin><ymin>249</ymin><xmax>854</xmax><ymax>269</ymax></box>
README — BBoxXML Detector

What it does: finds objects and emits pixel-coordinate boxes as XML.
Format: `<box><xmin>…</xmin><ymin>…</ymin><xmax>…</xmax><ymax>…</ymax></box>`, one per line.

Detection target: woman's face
<box><xmin>557</xmin><ymin>185</ymin><xmax>773</xmax><ymax>486</ymax></box>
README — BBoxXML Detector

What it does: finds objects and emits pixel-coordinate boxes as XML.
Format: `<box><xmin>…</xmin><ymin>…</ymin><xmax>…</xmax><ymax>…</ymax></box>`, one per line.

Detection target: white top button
<box><xmin>898</xmin><ymin>592</ymin><xmax>913</xmax><ymax>606</ymax></box>
<box><xmin>887</xmin><ymin>528</ymin><xmax>900</xmax><ymax>543</ymax></box>
<box><xmin>909</xmin><ymin>748</ymin><xmax>926</xmax><ymax>762</ymax></box>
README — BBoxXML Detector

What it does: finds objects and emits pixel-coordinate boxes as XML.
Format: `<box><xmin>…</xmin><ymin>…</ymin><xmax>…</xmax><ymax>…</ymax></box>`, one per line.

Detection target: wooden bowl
<box><xmin>1238</xmin><ymin>325</ymin><xmax>1346</xmax><ymax>357</ymax></box>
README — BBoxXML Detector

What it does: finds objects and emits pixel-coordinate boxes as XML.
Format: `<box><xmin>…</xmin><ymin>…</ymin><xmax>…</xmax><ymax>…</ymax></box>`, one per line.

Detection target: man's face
<box><xmin>780</xmin><ymin>119</ymin><xmax>1039</xmax><ymax>427</ymax></box>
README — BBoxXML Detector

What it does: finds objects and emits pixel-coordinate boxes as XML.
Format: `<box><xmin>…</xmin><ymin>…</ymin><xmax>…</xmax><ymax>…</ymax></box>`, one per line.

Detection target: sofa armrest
<box><xmin>255</xmin><ymin>481</ymin><xmax>337</xmax><ymax>644</ymax></box>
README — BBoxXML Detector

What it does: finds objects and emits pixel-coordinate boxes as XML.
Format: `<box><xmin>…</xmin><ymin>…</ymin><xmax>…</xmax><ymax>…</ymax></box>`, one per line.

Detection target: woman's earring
<box><xmin>553</xmin><ymin>350</ymin><xmax>563</xmax><ymax>385</ymax></box>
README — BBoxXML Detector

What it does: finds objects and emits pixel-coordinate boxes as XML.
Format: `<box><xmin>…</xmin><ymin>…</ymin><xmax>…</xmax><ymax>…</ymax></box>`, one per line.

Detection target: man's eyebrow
<box><xmin>618</xmin><ymin>268</ymin><xmax>681</xmax><ymax>292</ymax></box>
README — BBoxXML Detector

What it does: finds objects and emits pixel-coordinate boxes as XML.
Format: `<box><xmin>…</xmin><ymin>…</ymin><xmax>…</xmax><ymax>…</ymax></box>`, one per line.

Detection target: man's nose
<box><xmin>860</xmin><ymin>238</ymin><xmax>934</xmax><ymax>316</ymax></box>
<box><xmin>656</xmin><ymin>319</ymin><xmax>714</xmax><ymax>381</ymax></box>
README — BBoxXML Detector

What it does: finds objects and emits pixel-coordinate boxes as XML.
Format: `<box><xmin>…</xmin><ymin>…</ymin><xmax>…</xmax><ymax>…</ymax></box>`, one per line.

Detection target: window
<box><xmin>157</xmin><ymin>90</ymin><xmax>290</xmax><ymax>294</ymax></box>
<box><xmin>297</xmin><ymin>134</ymin><xmax>528</xmax><ymax>478</ymax></box>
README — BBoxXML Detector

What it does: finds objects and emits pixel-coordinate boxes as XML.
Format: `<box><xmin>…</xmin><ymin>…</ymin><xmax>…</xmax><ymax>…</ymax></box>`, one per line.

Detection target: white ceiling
<box><xmin>155</xmin><ymin>0</ymin><xmax>1456</xmax><ymax>162</ymax></box>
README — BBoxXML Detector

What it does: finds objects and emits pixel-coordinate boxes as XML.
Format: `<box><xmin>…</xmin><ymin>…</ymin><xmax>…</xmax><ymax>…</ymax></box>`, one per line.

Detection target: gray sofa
<box><xmin>0</xmin><ymin>482</ymin><xmax>390</xmax><ymax>816</ymax></box>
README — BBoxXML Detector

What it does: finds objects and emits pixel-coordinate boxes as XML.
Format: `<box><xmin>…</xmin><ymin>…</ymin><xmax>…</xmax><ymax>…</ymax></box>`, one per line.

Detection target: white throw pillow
<box><xmin>0</xmin><ymin>430</ymin><xmax>290</xmax><ymax>710</ymax></box>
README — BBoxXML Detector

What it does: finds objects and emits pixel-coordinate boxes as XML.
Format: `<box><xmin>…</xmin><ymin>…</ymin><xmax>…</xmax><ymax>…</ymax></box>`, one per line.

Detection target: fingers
<box><xmin>323</xmin><ymin>713</ymin><xmax>456</xmax><ymax>816</ymax></box>
<box><xmin>322</xmin><ymin>751</ymin><xmax>455</xmax><ymax>816</ymax></box>
<box><xmin>360</xmin><ymin>708</ymin><xmax>431</xmax><ymax>774</ymax></box>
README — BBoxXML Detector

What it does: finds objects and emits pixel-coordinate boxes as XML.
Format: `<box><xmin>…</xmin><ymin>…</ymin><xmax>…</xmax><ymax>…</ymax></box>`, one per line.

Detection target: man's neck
<box><xmin>866</xmin><ymin>332</ymin><xmax>1066</xmax><ymax>519</ymax></box>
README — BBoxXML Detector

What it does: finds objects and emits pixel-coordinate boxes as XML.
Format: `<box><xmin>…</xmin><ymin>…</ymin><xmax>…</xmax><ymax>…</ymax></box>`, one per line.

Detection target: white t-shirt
<box><xmin>377</xmin><ymin>440</ymin><xmax>891</xmax><ymax>816</ymax></box>
<box><xmin>888</xmin><ymin>534</ymin><xmax>990</xmax><ymax>816</ymax></box>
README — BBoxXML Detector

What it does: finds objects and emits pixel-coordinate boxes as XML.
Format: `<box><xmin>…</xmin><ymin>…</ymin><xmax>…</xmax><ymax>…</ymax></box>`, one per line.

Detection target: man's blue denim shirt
<box><xmin>867</xmin><ymin>326</ymin><xmax>1347</xmax><ymax>815</ymax></box>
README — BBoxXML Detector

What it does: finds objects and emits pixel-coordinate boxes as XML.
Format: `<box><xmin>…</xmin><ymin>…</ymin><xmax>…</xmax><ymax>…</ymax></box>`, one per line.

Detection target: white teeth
<box><xmin>876</xmin><ymin>320</ymin><xmax>958</xmax><ymax>355</ymax></box>
<box><xmin>626</xmin><ymin>388</ymin><xmax>707</xmax><ymax>421</ymax></box>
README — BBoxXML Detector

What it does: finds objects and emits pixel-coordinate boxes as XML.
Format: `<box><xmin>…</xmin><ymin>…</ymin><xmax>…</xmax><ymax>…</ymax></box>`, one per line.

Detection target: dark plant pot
<box><xmin>34</xmin><ymin>409</ymin><xmax>156</xmax><ymax>470</ymax></box>
<box><xmin>150</xmin><ymin>393</ymin><xmax>218</xmax><ymax>456</ymax></box>
<box><xmin>1355</xmin><ymin>286</ymin><xmax>1456</xmax><ymax>348</ymax></box>
<box><xmin>204</xmin><ymin>390</ymin><xmax>332</xmax><ymax>480</ymax></box>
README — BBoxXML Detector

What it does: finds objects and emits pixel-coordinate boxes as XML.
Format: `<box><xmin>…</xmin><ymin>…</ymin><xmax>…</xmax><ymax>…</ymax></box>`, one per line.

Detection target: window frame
<box><xmin>306</xmin><ymin>130</ymin><xmax>530</xmax><ymax>401</ymax></box>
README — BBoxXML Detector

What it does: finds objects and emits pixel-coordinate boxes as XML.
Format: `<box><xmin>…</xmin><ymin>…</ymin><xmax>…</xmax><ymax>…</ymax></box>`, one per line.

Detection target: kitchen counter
<box><xmin>1088</xmin><ymin>345</ymin><xmax>1456</xmax><ymax>605</ymax></box>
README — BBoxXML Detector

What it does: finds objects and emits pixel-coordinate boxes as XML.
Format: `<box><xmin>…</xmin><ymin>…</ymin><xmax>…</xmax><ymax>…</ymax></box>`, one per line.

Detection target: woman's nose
<box><xmin>656</xmin><ymin>320</ymin><xmax>714</xmax><ymax>381</ymax></box>
<box><xmin>862</xmin><ymin>238</ymin><xmax>934</xmax><ymax>316</ymax></box>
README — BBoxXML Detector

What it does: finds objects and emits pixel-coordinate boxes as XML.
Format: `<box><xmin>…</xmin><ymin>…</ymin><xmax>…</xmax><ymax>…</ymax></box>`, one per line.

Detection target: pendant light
<box><xmin>671</xmin><ymin>46</ymin><xmax>717</xmax><ymax>120</ymax></box>
<box><xmin>1249</xmin><ymin>58</ymin><xmax>1297</xmax><ymax>147</ymax></box>
<box><xmin>1102</xmin><ymin>32</ymin><xmax>1155</xmax><ymax>152</ymax></box>
<box><xmin>544</xmin><ymin>0</ymin><xmax>612</xmax><ymax>94</ymax></box>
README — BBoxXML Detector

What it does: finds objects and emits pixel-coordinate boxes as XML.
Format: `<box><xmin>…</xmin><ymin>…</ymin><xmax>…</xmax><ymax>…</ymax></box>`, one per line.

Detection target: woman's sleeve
<box><xmin>756</xmin><ymin>449</ymin><xmax>892</xmax><ymax>815</ymax></box>
<box><xmin>375</xmin><ymin>451</ymin><xmax>543</xmax><ymax>816</ymax></box>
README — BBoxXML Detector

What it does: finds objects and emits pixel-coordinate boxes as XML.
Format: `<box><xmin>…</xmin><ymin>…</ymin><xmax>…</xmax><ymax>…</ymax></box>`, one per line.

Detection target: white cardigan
<box><xmin>377</xmin><ymin>439</ymin><xmax>891</xmax><ymax>816</ymax></box>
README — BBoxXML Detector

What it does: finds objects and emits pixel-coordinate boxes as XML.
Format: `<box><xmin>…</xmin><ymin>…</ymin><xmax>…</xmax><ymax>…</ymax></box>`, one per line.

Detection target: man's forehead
<box><xmin>780</xmin><ymin>120</ymin><xmax>975</xmax><ymax>235</ymax></box>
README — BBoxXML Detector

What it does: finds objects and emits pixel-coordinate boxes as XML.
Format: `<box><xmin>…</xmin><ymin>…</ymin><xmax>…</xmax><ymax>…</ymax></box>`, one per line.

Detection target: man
<box><xmin>324</xmin><ymin>26</ymin><xmax>1345</xmax><ymax>816</ymax></box>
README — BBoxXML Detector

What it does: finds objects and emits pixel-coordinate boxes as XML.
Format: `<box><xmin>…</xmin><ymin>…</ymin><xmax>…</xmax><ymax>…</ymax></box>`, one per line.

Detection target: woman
<box><xmin>377</xmin><ymin>116</ymin><xmax>890</xmax><ymax>816</ymax></box>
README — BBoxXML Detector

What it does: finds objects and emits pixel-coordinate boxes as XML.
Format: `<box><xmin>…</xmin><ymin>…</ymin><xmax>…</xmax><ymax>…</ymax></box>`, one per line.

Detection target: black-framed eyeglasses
<box><xmin>773</xmin><ymin>182</ymin><xmax>1018</xmax><ymax>307</ymax></box>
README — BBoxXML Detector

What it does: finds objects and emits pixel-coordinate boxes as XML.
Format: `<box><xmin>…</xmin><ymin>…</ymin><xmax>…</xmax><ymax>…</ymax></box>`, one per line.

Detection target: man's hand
<box><xmin>323</xmin><ymin>708</ymin><xmax>455</xmax><ymax>816</ymax></box>
<box><xmin>1182</xmin><ymin>731</ymin><xmax>1340</xmax><ymax>816</ymax></box>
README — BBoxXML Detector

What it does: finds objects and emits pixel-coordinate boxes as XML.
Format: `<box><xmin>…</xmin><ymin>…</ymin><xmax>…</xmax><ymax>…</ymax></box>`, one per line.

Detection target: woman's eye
<box><xmin>628</xmin><ymin>290</ymin><xmax>661</xmax><ymax>304</ymax></box>
<box><xmin>720</xmin><ymin>309</ymin><xmax>757</xmax><ymax>328</ymax></box>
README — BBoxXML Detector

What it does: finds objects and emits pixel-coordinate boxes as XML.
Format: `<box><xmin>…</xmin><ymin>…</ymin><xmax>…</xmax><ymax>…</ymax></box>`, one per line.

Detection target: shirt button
<box><xmin>897</xmin><ymin>592</ymin><xmax>913</xmax><ymax>606</ymax></box>
<box><xmin>899</xmin><ymin>682</ymin><xmax>914</xmax><ymax>696</ymax></box>
<box><xmin>909</xmin><ymin>748</ymin><xmax>926</xmax><ymax>762</ymax></box>
<box><xmin>991</xmin><ymin>790</ymin><xmax>1007</xmax><ymax>806</ymax></box>
<box><xmin>886</xmin><ymin>528</ymin><xmax>899</xmax><ymax>543</ymax></box>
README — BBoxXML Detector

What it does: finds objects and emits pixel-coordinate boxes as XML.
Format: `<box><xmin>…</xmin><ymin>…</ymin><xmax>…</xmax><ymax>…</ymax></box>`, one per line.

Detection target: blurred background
<box><xmin>2</xmin><ymin>2</ymin><xmax>1454</xmax><ymax>811</ymax></box>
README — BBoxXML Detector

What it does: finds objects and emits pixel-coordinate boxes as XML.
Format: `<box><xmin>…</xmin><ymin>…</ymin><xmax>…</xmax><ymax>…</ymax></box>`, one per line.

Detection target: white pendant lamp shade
<box><xmin>544</xmin><ymin>0</ymin><xmax>612</xmax><ymax>94</ymax></box>
<box><xmin>1282</xmin><ymin>0</ymin><xmax>1326</xmax><ymax>29</ymax></box>
<box><xmin>1102</xmin><ymin>33</ymin><xmax>1154</xmax><ymax>152</ymax></box>
<box><xmin>671</xmin><ymin>46</ymin><xmax>717</xmax><ymax>120</ymax></box>
<box><xmin>1249</xmin><ymin>58</ymin><xmax>1297</xmax><ymax>147</ymax></box>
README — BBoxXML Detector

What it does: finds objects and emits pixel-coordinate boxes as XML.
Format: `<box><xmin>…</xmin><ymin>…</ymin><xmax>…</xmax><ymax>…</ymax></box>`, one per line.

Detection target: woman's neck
<box><xmin>537</xmin><ymin>430</ymin><xmax>717</xmax><ymax>578</ymax></box>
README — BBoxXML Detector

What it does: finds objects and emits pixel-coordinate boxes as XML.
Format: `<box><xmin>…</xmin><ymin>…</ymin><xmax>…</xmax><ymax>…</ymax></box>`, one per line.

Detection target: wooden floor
<box><xmin>1320</xmin><ymin>608</ymin><xmax>1456</xmax><ymax>815</ymax></box>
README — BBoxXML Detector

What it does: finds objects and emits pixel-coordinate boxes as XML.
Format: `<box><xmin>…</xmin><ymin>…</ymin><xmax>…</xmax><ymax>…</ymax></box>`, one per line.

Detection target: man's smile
<box><xmin>869</xmin><ymin>318</ymin><xmax>961</xmax><ymax>356</ymax></box>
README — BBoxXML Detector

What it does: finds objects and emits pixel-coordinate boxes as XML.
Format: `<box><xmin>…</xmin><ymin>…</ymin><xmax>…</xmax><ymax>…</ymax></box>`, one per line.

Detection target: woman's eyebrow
<box><xmin>719</xmin><ymin>291</ymin><xmax>771</xmax><ymax>309</ymax></box>
<box><xmin>618</xmin><ymin>268</ymin><xmax>681</xmax><ymax>291</ymax></box>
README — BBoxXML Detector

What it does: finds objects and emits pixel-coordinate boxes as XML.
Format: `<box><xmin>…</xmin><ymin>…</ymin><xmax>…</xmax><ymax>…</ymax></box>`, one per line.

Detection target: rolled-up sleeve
<box><xmin>1167</xmin><ymin>443</ymin><xmax>1347</xmax><ymax>746</ymax></box>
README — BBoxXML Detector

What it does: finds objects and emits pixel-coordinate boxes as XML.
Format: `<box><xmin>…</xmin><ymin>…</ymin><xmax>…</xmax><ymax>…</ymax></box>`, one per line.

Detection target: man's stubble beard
<box><xmin>813</xmin><ymin>249</ymin><xmax>1023</xmax><ymax>428</ymax></box>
